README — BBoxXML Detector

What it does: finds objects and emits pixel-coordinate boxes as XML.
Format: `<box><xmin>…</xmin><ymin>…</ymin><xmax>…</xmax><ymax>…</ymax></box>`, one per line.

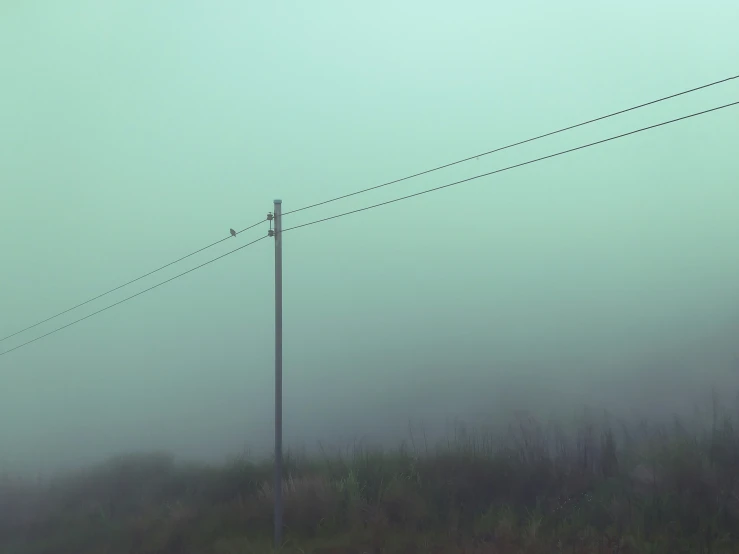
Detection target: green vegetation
<box><xmin>2</xmin><ymin>398</ymin><xmax>739</xmax><ymax>553</ymax></box>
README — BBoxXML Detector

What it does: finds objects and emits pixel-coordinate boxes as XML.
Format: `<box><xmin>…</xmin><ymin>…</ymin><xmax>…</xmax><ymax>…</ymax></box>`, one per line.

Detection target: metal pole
<box><xmin>273</xmin><ymin>199</ymin><xmax>283</xmax><ymax>548</ymax></box>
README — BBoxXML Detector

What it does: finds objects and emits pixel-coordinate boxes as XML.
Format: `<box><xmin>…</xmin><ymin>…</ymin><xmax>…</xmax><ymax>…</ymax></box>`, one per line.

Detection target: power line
<box><xmin>0</xmin><ymin>219</ymin><xmax>266</xmax><ymax>344</ymax></box>
<box><xmin>5</xmin><ymin>75</ymin><xmax>735</xmax><ymax>345</ymax></box>
<box><xmin>0</xmin><ymin>235</ymin><xmax>269</xmax><ymax>358</ymax></box>
<box><xmin>5</xmin><ymin>83</ymin><xmax>737</xmax><ymax>353</ymax></box>
<box><xmin>3</xmin><ymin>101</ymin><xmax>735</xmax><ymax>358</ymax></box>
<box><xmin>282</xmin><ymin>73</ymin><xmax>739</xmax><ymax>217</ymax></box>
<box><xmin>283</xmin><ymin>100</ymin><xmax>738</xmax><ymax>233</ymax></box>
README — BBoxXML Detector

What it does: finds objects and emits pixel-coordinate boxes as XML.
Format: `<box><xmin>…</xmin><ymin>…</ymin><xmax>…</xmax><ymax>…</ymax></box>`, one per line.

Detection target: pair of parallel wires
<box><xmin>1</xmin><ymin>74</ymin><xmax>738</xmax><ymax>357</ymax></box>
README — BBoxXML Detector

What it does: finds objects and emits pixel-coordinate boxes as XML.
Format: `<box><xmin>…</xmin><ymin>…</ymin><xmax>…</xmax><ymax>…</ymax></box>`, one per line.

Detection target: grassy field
<box><xmin>2</xmin><ymin>396</ymin><xmax>739</xmax><ymax>554</ymax></box>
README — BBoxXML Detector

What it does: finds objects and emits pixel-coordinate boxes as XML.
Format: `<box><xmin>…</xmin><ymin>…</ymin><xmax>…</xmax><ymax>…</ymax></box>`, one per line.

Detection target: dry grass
<box><xmin>2</xmin><ymin>395</ymin><xmax>739</xmax><ymax>553</ymax></box>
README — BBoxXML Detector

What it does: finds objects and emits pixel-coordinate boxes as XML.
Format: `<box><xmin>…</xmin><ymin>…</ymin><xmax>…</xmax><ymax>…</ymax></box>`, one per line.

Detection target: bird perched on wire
<box><xmin>230</xmin><ymin>228</ymin><xmax>236</xmax><ymax>237</ymax></box>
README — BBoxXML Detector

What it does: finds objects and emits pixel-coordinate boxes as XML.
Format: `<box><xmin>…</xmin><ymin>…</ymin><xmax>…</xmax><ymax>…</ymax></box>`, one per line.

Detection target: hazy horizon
<box><xmin>2</xmin><ymin>2</ymin><xmax>738</xmax><ymax>475</ymax></box>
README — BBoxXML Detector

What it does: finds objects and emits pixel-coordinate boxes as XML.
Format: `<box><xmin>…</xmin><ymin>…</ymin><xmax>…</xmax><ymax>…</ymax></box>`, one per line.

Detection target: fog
<box><xmin>1</xmin><ymin>2</ymin><xmax>738</xmax><ymax>475</ymax></box>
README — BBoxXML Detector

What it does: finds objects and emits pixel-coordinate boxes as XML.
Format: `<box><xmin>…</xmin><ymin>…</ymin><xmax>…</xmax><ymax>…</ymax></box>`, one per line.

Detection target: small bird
<box><xmin>230</xmin><ymin>228</ymin><xmax>236</xmax><ymax>237</ymax></box>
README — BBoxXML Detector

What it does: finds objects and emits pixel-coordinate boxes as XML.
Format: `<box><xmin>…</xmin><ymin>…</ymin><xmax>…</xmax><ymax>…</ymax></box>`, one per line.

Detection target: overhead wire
<box><xmin>3</xmin><ymin>79</ymin><xmax>738</xmax><ymax>354</ymax></box>
<box><xmin>282</xmin><ymin>73</ymin><xmax>739</xmax><ymax>217</ymax></box>
<box><xmin>3</xmin><ymin>100</ymin><xmax>736</xmax><ymax>357</ymax></box>
<box><xmin>4</xmin><ymin>74</ymin><xmax>736</xmax><ymax>345</ymax></box>
<box><xmin>0</xmin><ymin>235</ymin><xmax>269</xmax><ymax>357</ymax></box>
<box><xmin>282</xmin><ymin>100</ymin><xmax>739</xmax><ymax>233</ymax></box>
<box><xmin>0</xmin><ymin>219</ymin><xmax>266</xmax><ymax>344</ymax></box>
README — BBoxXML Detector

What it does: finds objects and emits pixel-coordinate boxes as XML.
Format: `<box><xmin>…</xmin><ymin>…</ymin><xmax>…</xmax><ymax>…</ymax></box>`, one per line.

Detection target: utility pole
<box><xmin>269</xmin><ymin>199</ymin><xmax>283</xmax><ymax>548</ymax></box>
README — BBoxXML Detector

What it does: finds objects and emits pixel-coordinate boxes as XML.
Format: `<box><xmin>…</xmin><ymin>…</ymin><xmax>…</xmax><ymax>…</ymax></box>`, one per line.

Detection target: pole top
<box><xmin>274</xmin><ymin>199</ymin><xmax>282</xmax><ymax>204</ymax></box>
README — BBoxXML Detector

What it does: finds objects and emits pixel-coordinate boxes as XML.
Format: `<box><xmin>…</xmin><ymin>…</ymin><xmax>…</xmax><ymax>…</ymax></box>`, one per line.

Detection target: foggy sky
<box><xmin>1</xmin><ymin>2</ymin><xmax>738</xmax><ymax>474</ymax></box>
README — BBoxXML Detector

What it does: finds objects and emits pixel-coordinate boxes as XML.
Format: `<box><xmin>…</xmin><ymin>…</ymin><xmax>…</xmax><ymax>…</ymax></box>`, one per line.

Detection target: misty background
<box><xmin>1</xmin><ymin>2</ymin><xmax>738</xmax><ymax>475</ymax></box>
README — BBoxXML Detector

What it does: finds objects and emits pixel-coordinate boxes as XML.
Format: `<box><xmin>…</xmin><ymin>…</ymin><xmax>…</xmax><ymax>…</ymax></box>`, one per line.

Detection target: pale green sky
<box><xmin>1</xmin><ymin>2</ymin><xmax>738</xmax><ymax>472</ymax></box>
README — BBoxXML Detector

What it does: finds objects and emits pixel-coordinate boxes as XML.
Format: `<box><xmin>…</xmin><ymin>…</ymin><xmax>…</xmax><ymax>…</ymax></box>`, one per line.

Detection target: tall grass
<box><xmin>2</xmin><ymin>393</ymin><xmax>739</xmax><ymax>553</ymax></box>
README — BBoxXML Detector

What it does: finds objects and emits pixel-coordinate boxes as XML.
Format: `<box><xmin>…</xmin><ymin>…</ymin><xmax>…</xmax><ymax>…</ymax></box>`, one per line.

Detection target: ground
<box><xmin>2</xmin><ymin>400</ymin><xmax>739</xmax><ymax>554</ymax></box>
